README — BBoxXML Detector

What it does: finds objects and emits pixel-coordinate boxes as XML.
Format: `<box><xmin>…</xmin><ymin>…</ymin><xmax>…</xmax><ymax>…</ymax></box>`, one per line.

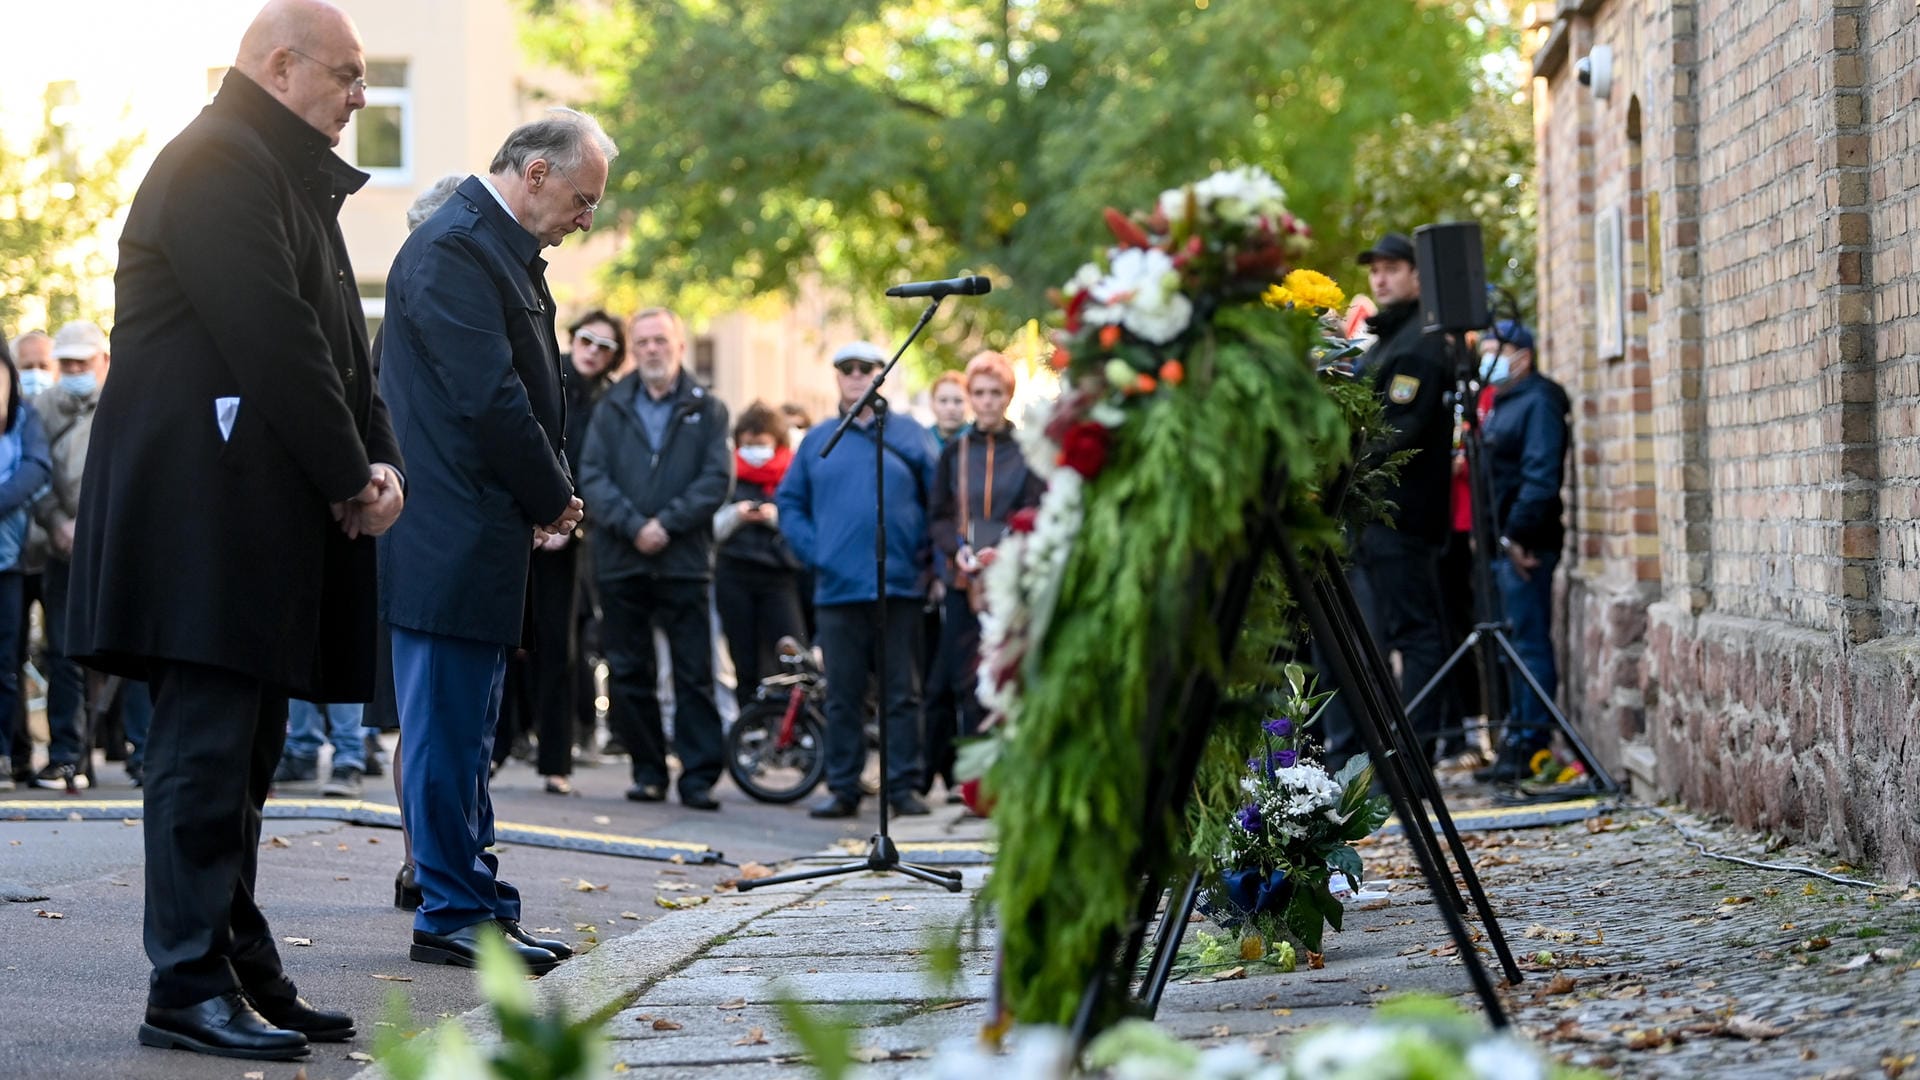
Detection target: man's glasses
<box><xmin>287</xmin><ymin>49</ymin><xmax>368</xmax><ymax>94</ymax></box>
<box><xmin>574</xmin><ymin>330</ymin><xmax>617</xmax><ymax>351</ymax></box>
<box><xmin>835</xmin><ymin>360</ymin><xmax>881</xmax><ymax>375</ymax></box>
<box><xmin>553</xmin><ymin>165</ymin><xmax>600</xmax><ymax>217</ymax></box>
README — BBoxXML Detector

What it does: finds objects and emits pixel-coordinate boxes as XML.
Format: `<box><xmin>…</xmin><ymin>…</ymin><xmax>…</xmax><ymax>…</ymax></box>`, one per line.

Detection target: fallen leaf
<box><xmin>1217</xmin><ymin>965</ymin><xmax>1247</xmax><ymax>980</ymax></box>
<box><xmin>1720</xmin><ymin>895</ymin><xmax>1754</xmax><ymax>906</ymax></box>
<box><xmin>245</xmin><ymin>1072</ymin><xmax>265</xmax><ymax>1079</ymax></box>
<box><xmin>1624</xmin><ymin>1029</ymin><xmax>1676</xmax><ymax>1051</ymax></box>
<box><xmin>593</xmin><ymin>815</ymin><xmax>612</xmax><ymax>825</ymax></box>
<box><xmin>655</xmin><ymin>895</ymin><xmax>709</xmax><ymax>910</ymax></box>
<box><xmin>716</xmin><ymin>997</ymin><xmax>748</xmax><ymax>1010</ymax></box>
<box><xmin>575</xmin><ymin>923</ymin><xmax>597</xmax><ymax>932</ymax></box>
<box><xmin>337</xmin><ymin>843</ymin><xmax>349</xmax><ymax>851</ymax></box>
<box><xmin>371</xmin><ymin>974</ymin><xmax>413</xmax><ymax>982</ymax></box>
<box><xmin>367</xmin><ymin>837</ymin><xmax>380</xmax><ymax>844</ymax></box>
<box><xmin>33</xmin><ymin>909</ymin><xmax>64</xmax><ymax>919</ymax></box>
<box><xmin>656</xmin><ymin>882</ymin><xmax>695</xmax><ymax>892</ymax></box>
<box><xmin>282</xmin><ymin>937</ymin><xmax>313</xmax><ymax>947</ymax></box>
<box><xmin>1306</xmin><ymin>951</ymin><xmax>1325</xmax><ymax>970</ymax></box>
<box><xmin>1208</xmin><ymin>1024</ymin><xmax>1231</xmax><ymax>1037</ymax></box>
<box><xmin>269</xmin><ymin>836</ymin><xmax>291</xmax><ymax>848</ymax></box>
<box><xmin>670</xmin><ymin>854</ymin><xmax>685</xmax><ymax>864</ymax></box>
<box><xmin>732</xmin><ymin>1026</ymin><xmax>769</xmax><ymax>1046</ymax></box>
<box><xmin>575</xmin><ymin>879</ymin><xmax>606</xmax><ymax>892</ymax></box>
<box><xmin>740</xmin><ymin>862</ymin><xmax>774</xmax><ymax>880</ymax></box>
<box><xmin>1719</xmin><ymin>1015</ymin><xmax>1787</xmax><ymax>1040</ymax></box>
<box><xmin>620</xmin><ymin>911</ymin><xmax>643</xmax><ymax>920</ymax></box>
<box><xmin>347</xmin><ymin>1051</ymin><xmax>375</xmax><ymax>1062</ymax></box>
<box><xmin>652</xmin><ymin>1018</ymin><xmax>683</xmax><ymax>1031</ymax></box>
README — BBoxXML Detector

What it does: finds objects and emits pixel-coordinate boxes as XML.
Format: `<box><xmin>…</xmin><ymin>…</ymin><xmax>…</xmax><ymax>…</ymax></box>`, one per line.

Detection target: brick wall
<box><xmin>1535</xmin><ymin>0</ymin><xmax>1920</xmax><ymax>877</ymax></box>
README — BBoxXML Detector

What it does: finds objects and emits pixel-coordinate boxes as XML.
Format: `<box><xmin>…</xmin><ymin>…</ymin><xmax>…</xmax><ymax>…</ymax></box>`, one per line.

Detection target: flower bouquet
<box><xmin>1207</xmin><ymin>667</ymin><xmax>1391</xmax><ymax>958</ymax></box>
<box><xmin>963</xmin><ymin>165</ymin><xmax>1369</xmax><ymax>1027</ymax></box>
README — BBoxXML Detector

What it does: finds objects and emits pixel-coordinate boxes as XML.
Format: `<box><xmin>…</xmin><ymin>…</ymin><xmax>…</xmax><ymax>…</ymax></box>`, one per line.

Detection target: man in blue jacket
<box><xmin>777</xmin><ymin>342</ymin><xmax>938</xmax><ymax>819</ymax></box>
<box><xmin>1476</xmin><ymin>320</ymin><xmax>1571</xmax><ymax>783</ymax></box>
<box><xmin>378</xmin><ymin>110</ymin><xmax>603</xmax><ymax>974</ymax></box>
<box><xmin>577</xmin><ymin>307</ymin><xmax>733</xmax><ymax>810</ymax></box>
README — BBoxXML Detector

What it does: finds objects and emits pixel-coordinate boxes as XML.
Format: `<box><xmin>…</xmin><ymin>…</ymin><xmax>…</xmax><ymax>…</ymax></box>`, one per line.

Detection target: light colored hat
<box><xmin>831</xmin><ymin>341</ymin><xmax>886</xmax><ymax>366</ymax></box>
<box><xmin>51</xmin><ymin>320</ymin><xmax>108</xmax><ymax>361</ymax></box>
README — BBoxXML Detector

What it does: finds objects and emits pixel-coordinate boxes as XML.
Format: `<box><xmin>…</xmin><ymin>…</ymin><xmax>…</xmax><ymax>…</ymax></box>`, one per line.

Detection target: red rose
<box><xmin>1008</xmin><ymin>507</ymin><xmax>1039</xmax><ymax>534</ymax></box>
<box><xmin>1058</xmin><ymin>421</ymin><xmax>1110</xmax><ymax>478</ymax></box>
<box><xmin>1063</xmin><ymin>289</ymin><xmax>1090</xmax><ymax>333</ymax></box>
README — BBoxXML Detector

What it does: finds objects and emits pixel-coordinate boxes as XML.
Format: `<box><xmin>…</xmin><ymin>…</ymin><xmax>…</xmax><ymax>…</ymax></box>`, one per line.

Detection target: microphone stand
<box><xmin>740</xmin><ymin>297</ymin><xmax>964</xmax><ymax>893</ymax></box>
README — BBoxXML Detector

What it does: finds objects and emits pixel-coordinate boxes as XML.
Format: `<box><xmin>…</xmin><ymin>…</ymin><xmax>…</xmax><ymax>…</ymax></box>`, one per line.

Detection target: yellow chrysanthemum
<box><xmin>1277</xmin><ymin>268</ymin><xmax>1345</xmax><ymax>311</ymax></box>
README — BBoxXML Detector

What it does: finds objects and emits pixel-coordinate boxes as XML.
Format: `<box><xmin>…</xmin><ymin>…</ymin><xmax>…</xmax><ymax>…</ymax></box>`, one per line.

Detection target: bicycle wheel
<box><xmin>726</xmin><ymin>698</ymin><xmax>828</xmax><ymax>804</ymax></box>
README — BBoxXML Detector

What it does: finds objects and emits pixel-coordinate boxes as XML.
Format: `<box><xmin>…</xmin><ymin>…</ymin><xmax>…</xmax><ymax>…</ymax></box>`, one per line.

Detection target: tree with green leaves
<box><xmin>522</xmin><ymin>0</ymin><xmax>1501</xmax><ymax>354</ymax></box>
<box><xmin>0</xmin><ymin>83</ymin><xmax>141</xmax><ymax>331</ymax></box>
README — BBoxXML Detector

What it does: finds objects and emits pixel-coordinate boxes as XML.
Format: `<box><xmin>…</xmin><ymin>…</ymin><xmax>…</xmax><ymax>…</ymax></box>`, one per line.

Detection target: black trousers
<box><xmin>1318</xmin><ymin>524</ymin><xmax>1450</xmax><ymax>769</ymax></box>
<box><xmin>714</xmin><ymin>560</ymin><xmax>807</xmax><ymax>707</ymax></box>
<box><xmin>923</xmin><ymin>588</ymin><xmax>984</xmax><ymax>791</ymax></box>
<box><xmin>142</xmin><ymin>661</ymin><xmax>297</xmax><ymax>1009</ymax></box>
<box><xmin>498</xmin><ymin>544</ymin><xmax>579</xmax><ymax>776</ymax></box>
<box><xmin>816</xmin><ymin>600</ymin><xmax>923</xmax><ymax>802</ymax></box>
<box><xmin>599</xmin><ymin>574</ymin><xmax>724</xmax><ymax>795</ymax></box>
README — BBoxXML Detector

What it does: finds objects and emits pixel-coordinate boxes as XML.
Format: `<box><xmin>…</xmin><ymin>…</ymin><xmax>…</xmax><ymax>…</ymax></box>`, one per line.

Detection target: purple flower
<box><xmin>1272</xmin><ymin>749</ymin><xmax>1299</xmax><ymax>769</ymax></box>
<box><xmin>1263</xmin><ymin>716</ymin><xmax>1294</xmax><ymax>738</ymax></box>
<box><xmin>1235</xmin><ymin>803</ymin><xmax>1263</xmax><ymax>832</ymax></box>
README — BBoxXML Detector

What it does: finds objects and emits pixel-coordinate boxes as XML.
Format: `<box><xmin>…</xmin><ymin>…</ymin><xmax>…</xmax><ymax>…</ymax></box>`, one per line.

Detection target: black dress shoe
<box><xmin>625</xmin><ymin>783</ymin><xmax>667</xmax><ymax>802</ymax></box>
<box><xmin>394</xmin><ymin>863</ymin><xmax>422</xmax><ymax>911</ymax></box>
<box><xmin>497</xmin><ymin>918</ymin><xmax>573</xmax><ymax>960</ymax></box>
<box><xmin>249</xmin><ymin>994</ymin><xmax>355</xmax><ymax>1042</ymax></box>
<box><xmin>411</xmin><ymin>922</ymin><xmax>560</xmax><ymax>975</ymax></box>
<box><xmin>808</xmin><ymin>794</ymin><xmax>860</xmax><ymax>819</ymax></box>
<box><xmin>680</xmin><ymin>788</ymin><xmax>720</xmax><ymax>811</ymax></box>
<box><xmin>889</xmin><ymin>794</ymin><xmax>932</xmax><ymax>816</ymax></box>
<box><xmin>139</xmin><ymin>992</ymin><xmax>310</xmax><ymax>1061</ymax></box>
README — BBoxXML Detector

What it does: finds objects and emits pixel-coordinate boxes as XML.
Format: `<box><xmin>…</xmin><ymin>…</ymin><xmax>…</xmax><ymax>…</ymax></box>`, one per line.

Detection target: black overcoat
<box><xmin>376</xmin><ymin>176</ymin><xmax>573</xmax><ymax>646</ymax></box>
<box><xmin>69</xmin><ymin>69</ymin><xmax>400</xmax><ymax>701</ymax></box>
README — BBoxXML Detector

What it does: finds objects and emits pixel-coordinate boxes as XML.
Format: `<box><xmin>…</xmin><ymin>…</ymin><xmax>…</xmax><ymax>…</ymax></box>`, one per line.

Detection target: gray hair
<box><xmin>405</xmin><ymin>174</ymin><xmax>464</xmax><ymax>232</ymax></box>
<box><xmin>8</xmin><ymin>330</ymin><xmax>50</xmax><ymax>354</ymax></box>
<box><xmin>488</xmin><ymin>107</ymin><xmax>617</xmax><ymax>177</ymax></box>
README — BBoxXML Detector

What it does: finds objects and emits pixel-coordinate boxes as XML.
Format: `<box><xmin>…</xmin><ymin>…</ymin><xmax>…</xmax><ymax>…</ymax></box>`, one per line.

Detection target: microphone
<box><xmin>884</xmin><ymin>275</ymin><xmax>992</xmax><ymax>299</ymax></box>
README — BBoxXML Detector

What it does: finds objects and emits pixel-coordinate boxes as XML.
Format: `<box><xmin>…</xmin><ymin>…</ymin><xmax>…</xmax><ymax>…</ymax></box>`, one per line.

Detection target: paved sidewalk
<box><xmin>353</xmin><ymin>796</ymin><xmax>1920</xmax><ymax>1078</ymax></box>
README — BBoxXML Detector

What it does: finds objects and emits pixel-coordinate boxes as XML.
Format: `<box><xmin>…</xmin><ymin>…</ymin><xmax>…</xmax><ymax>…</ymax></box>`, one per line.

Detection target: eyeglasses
<box><xmin>553</xmin><ymin>165</ymin><xmax>600</xmax><ymax>217</ymax></box>
<box><xmin>835</xmin><ymin>360</ymin><xmax>881</xmax><ymax>376</ymax></box>
<box><xmin>287</xmin><ymin>49</ymin><xmax>368</xmax><ymax>94</ymax></box>
<box><xmin>573</xmin><ymin>330</ymin><xmax>617</xmax><ymax>351</ymax></box>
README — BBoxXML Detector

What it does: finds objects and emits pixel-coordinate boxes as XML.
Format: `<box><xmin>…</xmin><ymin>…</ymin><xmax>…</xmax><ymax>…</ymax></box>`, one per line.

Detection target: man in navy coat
<box><xmin>377</xmin><ymin>110</ymin><xmax>608</xmax><ymax>973</ymax></box>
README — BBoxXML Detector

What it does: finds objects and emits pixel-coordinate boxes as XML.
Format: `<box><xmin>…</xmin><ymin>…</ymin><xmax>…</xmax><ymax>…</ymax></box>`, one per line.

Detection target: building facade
<box><xmin>1532</xmin><ymin>0</ymin><xmax>1920</xmax><ymax>875</ymax></box>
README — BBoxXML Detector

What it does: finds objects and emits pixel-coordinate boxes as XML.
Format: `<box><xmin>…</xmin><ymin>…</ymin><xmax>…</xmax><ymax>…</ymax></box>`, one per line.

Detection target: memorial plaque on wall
<box><xmin>1595</xmin><ymin>204</ymin><xmax>1625</xmax><ymax>361</ymax></box>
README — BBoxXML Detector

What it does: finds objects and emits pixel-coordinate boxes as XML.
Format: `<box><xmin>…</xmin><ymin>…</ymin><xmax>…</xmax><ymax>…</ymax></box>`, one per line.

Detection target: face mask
<box><xmin>1482</xmin><ymin>354</ymin><xmax>1511</xmax><ymax>386</ymax></box>
<box><xmin>17</xmin><ymin>370</ymin><xmax>52</xmax><ymax>397</ymax></box>
<box><xmin>739</xmin><ymin>445</ymin><xmax>776</xmax><ymax>467</ymax></box>
<box><xmin>59</xmin><ymin>372</ymin><xmax>98</xmax><ymax>397</ymax></box>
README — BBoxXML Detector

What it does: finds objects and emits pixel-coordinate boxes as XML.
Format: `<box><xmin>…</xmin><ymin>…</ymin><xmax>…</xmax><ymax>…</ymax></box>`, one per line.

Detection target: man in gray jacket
<box><xmin>578</xmin><ymin>307</ymin><xmax>733</xmax><ymax>810</ymax></box>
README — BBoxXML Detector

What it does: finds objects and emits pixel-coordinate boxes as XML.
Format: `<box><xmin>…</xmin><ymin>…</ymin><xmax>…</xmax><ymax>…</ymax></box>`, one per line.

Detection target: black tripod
<box><xmin>739</xmin><ymin>301</ymin><xmax>963</xmax><ymax>895</ymax></box>
<box><xmin>1402</xmin><ymin>331</ymin><xmax>1617</xmax><ymax>793</ymax></box>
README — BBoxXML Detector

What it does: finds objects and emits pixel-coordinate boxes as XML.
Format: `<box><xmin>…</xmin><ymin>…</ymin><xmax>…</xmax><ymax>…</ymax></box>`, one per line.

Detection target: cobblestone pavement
<box><xmin>358</xmin><ymin>793</ymin><xmax>1920</xmax><ymax>1078</ymax></box>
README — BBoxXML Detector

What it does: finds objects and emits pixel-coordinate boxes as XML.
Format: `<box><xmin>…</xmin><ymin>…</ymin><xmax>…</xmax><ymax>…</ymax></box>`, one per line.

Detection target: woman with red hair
<box><xmin>924</xmin><ymin>351</ymin><xmax>1042</xmax><ymax>798</ymax></box>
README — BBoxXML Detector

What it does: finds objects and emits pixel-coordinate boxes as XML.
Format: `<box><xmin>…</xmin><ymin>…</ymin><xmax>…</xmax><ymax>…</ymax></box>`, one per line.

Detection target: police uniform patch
<box><xmin>1389</xmin><ymin>374</ymin><xmax>1420</xmax><ymax>404</ymax></box>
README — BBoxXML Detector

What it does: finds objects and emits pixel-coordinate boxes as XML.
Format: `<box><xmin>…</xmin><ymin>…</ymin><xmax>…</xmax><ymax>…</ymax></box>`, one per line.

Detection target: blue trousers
<box><xmin>1493</xmin><ymin>551</ymin><xmax>1559</xmax><ymax>747</ymax></box>
<box><xmin>284</xmin><ymin>700</ymin><xmax>366</xmax><ymax>771</ymax></box>
<box><xmin>391</xmin><ymin>625</ymin><xmax>519</xmax><ymax>935</ymax></box>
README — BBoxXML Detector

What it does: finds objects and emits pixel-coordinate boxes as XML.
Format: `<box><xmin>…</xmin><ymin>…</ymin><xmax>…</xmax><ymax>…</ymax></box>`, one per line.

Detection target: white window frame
<box><xmin>343</xmin><ymin>62</ymin><xmax>412</xmax><ymax>185</ymax></box>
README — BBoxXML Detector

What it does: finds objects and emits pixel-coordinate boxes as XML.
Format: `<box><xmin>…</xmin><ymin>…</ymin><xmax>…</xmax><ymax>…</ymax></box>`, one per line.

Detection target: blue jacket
<box><xmin>1484</xmin><ymin>371</ymin><xmax>1569</xmax><ymax>554</ymax></box>
<box><xmin>377</xmin><ymin>176</ymin><xmax>574</xmax><ymax>645</ymax></box>
<box><xmin>776</xmin><ymin>410</ymin><xmax>937</xmax><ymax>606</ymax></box>
<box><xmin>0</xmin><ymin>406</ymin><xmax>52</xmax><ymax>573</ymax></box>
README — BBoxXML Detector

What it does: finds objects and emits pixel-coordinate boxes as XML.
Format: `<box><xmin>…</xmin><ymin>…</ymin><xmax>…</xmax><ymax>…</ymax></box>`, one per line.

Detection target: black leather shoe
<box><xmin>680</xmin><ymin>788</ymin><xmax>720</xmax><ymax>811</ymax></box>
<box><xmin>808</xmin><ymin>794</ymin><xmax>860</xmax><ymax>819</ymax></box>
<box><xmin>411</xmin><ymin>922</ymin><xmax>560</xmax><ymax>974</ymax></box>
<box><xmin>394</xmin><ymin>863</ymin><xmax>422</xmax><ymax>912</ymax></box>
<box><xmin>138</xmin><ymin>992</ymin><xmax>310</xmax><ymax>1061</ymax></box>
<box><xmin>249</xmin><ymin>993</ymin><xmax>355</xmax><ymax>1042</ymax></box>
<box><xmin>497</xmin><ymin>918</ymin><xmax>573</xmax><ymax>960</ymax></box>
<box><xmin>625</xmin><ymin>783</ymin><xmax>667</xmax><ymax>802</ymax></box>
<box><xmin>889</xmin><ymin>794</ymin><xmax>932</xmax><ymax>816</ymax></box>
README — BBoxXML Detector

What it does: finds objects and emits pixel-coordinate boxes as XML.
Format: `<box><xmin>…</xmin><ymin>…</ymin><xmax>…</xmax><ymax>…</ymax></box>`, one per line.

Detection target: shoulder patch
<box><xmin>1388</xmin><ymin>374</ymin><xmax>1421</xmax><ymax>405</ymax></box>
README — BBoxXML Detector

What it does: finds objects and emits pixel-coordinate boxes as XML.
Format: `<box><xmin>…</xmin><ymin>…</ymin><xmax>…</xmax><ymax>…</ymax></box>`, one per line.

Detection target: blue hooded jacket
<box><xmin>1483</xmin><ymin>371</ymin><xmax>1570</xmax><ymax>554</ymax></box>
<box><xmin>777</xmin><ymin>410</ymin><xmax>937</xmax><ymax>606</ymax></box>
<box><xmin>0</xmin><ymin>405</ymin><xmax>52</xmax><ymax>573</ymax></box>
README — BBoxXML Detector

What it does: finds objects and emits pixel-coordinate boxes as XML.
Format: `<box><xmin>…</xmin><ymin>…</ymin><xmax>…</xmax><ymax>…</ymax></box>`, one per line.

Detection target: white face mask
<box><xmin>1482</xmin><ymin>353</ymin><xmax>1511</xmax><ymax>386</ymax></box>
<box><xmin>739</xmin><ymin>445</ymin><xmax>776</xmax><ymax>467</ymax></box>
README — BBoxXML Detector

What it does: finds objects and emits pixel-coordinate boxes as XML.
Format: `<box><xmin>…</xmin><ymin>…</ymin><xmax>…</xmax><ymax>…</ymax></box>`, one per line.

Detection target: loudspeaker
<box><xmin>1414</xmin><ymin>222</ymin><xmax>1488</xmax><ymax>334</ymax></box>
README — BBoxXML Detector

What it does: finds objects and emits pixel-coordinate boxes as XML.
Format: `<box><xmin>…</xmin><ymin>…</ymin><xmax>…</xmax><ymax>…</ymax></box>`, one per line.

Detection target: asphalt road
<box><xmin>0</xmin><ymin>741</ymin><xmax>871</xmax><ymax>1079</ymax></box>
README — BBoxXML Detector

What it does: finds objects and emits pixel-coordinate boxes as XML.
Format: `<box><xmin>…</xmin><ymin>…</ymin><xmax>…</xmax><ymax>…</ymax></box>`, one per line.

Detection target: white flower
<box><xmin>1289</xmin><ymin>1025</ymin><xmax>1399</xmax><ymax>1079</ymax></box>
<box><xmin>1077</xmin><ymin>247</ymin><xmax>1192</xmax><ymax>344</ymax></box>
<box><xmin>1159</xmin><ymin>166</ymin><xmax>1289</xmax><ymax>230</ymax></box>
<box><xmin>1466</xmin><ymin>1035</ymin><xmax>1546</xmax><ymax>1080</ymax></box>
<box><xmin>1062</xmin><ymin>261</ymin><xmax>1104</xmax><ymax>298</ymax></box>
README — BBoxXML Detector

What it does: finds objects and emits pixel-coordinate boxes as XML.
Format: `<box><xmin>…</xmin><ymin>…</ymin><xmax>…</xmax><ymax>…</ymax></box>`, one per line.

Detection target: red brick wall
<box><xmin>1535</xmin><ymin>0</ymin><xmax>1920</xmax><ymax>877</ymax></box>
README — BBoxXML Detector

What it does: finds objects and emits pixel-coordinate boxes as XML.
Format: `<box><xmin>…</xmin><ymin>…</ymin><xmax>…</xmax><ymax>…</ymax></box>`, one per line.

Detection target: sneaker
<box><xmin>271</xmin><ymin>756</ymin><xmax>320</xmax><ymax>786</ymax></box>
<box><xmin>889</xmin><ymin>794</ymin><xmax>931</xmax><ymax>816</ymax></box>
<box><xmin>319</xmin><ymin>766</ymin><xmax>364</xmax><ymax>798</ymax></box>
<box><xmin>33</xmin><ymin>761</ymin><xmax>87</xmax><ymax>791</ymax></box>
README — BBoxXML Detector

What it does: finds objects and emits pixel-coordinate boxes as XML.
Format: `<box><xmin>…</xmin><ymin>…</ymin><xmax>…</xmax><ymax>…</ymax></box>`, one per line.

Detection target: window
<box><xmin>343</xmin><ymin>60</ymin><xmax>411</xmax><ymax>183</ymax></box>
<box><xmin>693</xmin><ymin>337</ymin><xmax>716</xmax><ymax>382</ymax></box>
<box><xmin>360</xmin><ymin>279</ymin><xmax>386</xmax><ymax>340</ymax></box>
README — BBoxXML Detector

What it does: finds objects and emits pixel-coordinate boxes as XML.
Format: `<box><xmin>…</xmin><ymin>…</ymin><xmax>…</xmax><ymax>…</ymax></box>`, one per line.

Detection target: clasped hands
<box><xmin>332</xmin><ymin>464</ymin><xmax>405</xmax><ymax>539</ymax></box>
<box><xmin>534</xmin><ymin>496</ymin><xmax>586</xmax><ymax>549</ymax></box>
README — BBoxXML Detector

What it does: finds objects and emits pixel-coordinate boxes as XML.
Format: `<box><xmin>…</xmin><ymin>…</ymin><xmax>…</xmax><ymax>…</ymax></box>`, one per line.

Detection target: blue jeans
<box><xmin>1493</xmin><ymin>550</ymin><xmax>1559</xmax><ymax>746</ymax></box>
<box><xmin>42</xmin><ymin>559</ymin><xmax>87</xmax><ymax>765</ymax></box>
<box><xmin>284</xmin><ymin>700</ymin><xmax>366</xmax><ymax>771</ymax></box>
